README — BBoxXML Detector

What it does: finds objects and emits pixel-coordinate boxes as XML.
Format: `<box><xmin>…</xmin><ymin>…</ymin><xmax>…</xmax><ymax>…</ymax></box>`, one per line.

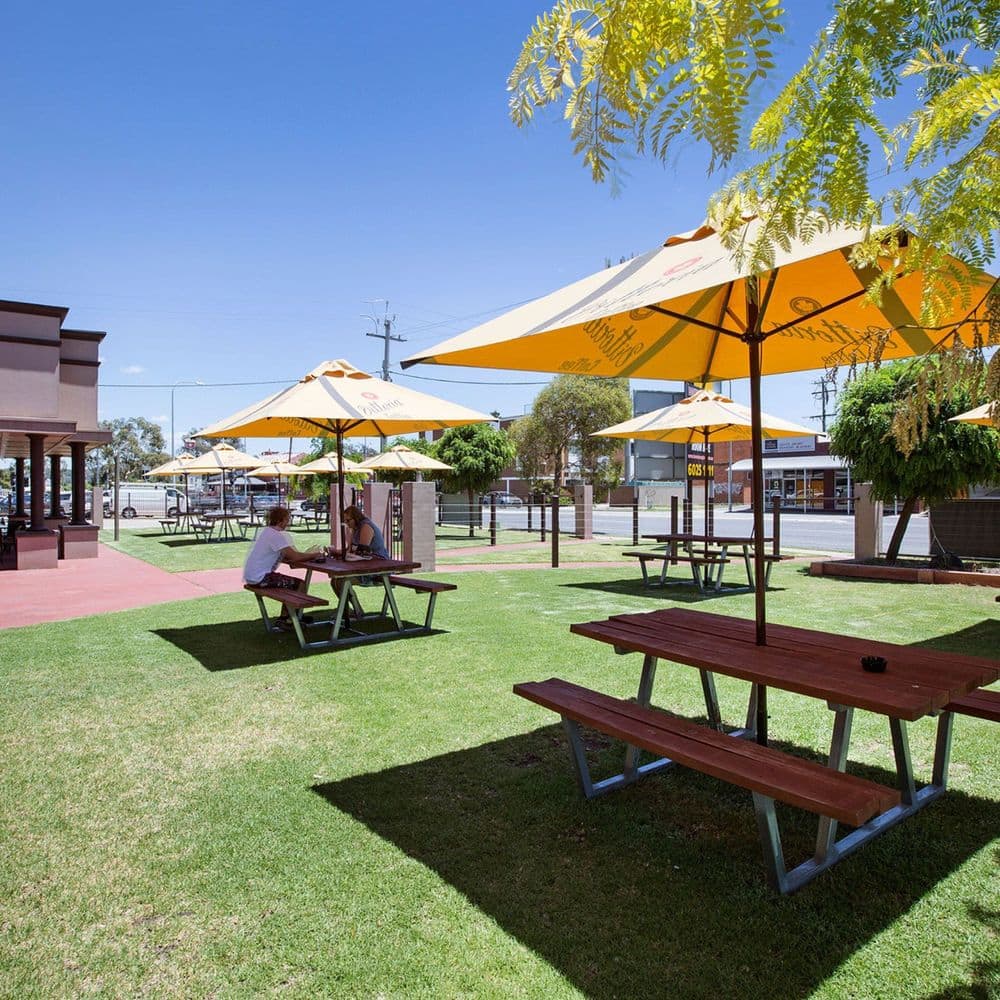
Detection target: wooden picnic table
<box><xmin>296</xmin><ymin>552</ymin><xmax>422</xmax><ymax>648</ymax></box>
<box><xmin>551</xmin><ymin>607</ymin><xmax>999</xmax><ymax>891</ymax></box>
<box><xmin>639</xmin><ymin>532</ymin><xmax>783</xmax><ymax>590</ymax></box>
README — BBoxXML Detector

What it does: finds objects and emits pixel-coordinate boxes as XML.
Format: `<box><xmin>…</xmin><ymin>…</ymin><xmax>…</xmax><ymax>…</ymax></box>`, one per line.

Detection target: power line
<box><xmin>364</xmin><ymin>300</ymin><xmax>405</xmax><ymax>382</ymax></box>
<box><xmin>392</xmin><ymin>368</ymin><xmax>549</xmax><ymax>386</ymax></box>
<box><xmin>99</xmin><ymin>378</ymin><xmax>295</xmax><ymax>388</ymax></box>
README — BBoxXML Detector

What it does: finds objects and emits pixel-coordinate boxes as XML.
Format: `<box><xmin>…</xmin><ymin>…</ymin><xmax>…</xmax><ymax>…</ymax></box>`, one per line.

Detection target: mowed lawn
<box><xmin>1</xmin><ymin>562</ymin><xmax>998</xmax><ymax>998</ymax></box>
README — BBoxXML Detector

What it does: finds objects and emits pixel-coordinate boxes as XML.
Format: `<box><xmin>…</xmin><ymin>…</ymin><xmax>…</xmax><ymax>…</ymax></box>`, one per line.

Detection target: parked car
<box><xmin>107</xmin><ymin>484</ymin><xmax>188</xmax><ymax>518</ymax></box>
<box><xmin>481</xmin><ymin>491</ymin><xmax>524</xmax><ymax>506</ymax></box>
<box><xmin>300</xmin><ymin>497</ymin><xmax>329</xmax><ymax>512</ymax></box>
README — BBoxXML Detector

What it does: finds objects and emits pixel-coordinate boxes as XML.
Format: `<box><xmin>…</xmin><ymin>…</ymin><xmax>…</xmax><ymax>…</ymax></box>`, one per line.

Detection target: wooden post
<box><xmin>490</xmin><ymin>495</ymin><xmax>497</xmax><ymax>546</ymax></box>
<box><xmin>632</xmin><ymin>494</ymin><xmax>639</xmax><ymax>546</ymax></box>
<box><xmin>539</xmin><ymin>493</ymin><xmax>546</xmax><ymax>542</ymax></box>
<box><xmin>551</xmin><ymin>493</ymin><xmax>559</xmax><ymax>567</ymax></box>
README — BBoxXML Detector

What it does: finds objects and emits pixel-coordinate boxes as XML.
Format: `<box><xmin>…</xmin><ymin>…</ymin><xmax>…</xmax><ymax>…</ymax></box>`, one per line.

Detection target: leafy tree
<box><xmin>88</xmin><ymin>417</ymin><xmax>168</xmax><ymax>484</ymax></box>
<box><xmin>829</xmin><ymin>359</ymin><xmax>1000</xmax><ymax>561</ymax></box>
<box><xmin>436</xmin><ymin>424</ymin><xmax>515</xmax><ymax>536</ymax></box>
<box><xmin>507</xmin><ymin>414</ymin><xmax>551</xmax><ymax>492</ymax></box>
<box><xmin>525</xmin><ymin>376</ymin><xmax>631</xmax><ymax>493</ymax></box>
<box><xmin>510</xmin><ymin>1</ymin><xmax>998</xmax><ymax>302</ymax></box>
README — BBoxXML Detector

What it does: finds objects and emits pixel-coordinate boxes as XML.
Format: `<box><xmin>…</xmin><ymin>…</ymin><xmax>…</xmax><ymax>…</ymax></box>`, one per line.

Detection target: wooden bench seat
<box><xmin>385</xmin><ymin>575</ymin><xmax>457</xmax><ymax>630</ymax></box>
<box><xmin>514</xmin><ymin>677</ymin><xmax>900</xmax><ymax>893</ymax></box>
<box><xmin>945</xmin><ymin>688</ymin><xmax>1000</xmax><ymax>722</ymax></box>
<box><xmin>621</xmin><ymin>549</ymin><xmax>730</xmax><ymax>591</ymax></box>
<box><xmin>244</xmin><ymin>583</ymin><xmax>329</xmax><ymax>646</ymax></box>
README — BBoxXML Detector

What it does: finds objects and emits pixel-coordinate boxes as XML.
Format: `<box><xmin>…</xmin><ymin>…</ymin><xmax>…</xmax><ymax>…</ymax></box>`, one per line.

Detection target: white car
<box><xmin>107</xmin><ymin>484</ymin><xmax>188</xmax><ymax>518</ymax></box>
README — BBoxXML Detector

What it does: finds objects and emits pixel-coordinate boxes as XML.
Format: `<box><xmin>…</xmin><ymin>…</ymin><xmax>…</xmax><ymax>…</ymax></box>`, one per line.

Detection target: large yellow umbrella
<box><xmin>246</xmin><ymin>460</ymin><xmax>318</xmax><ymax>510</ymax></box>
<box><xmin>593</xmin><ymin>389</ymin><xmax>816</xmax><ymax>531</ymax></box>
<box><xmin>359</xmin><ymin>444</ymin><xmax>454</xmax><ymax>479</ymax></box>
<box><xmin>295</xmin><ymin>454</ymin><xmax>372</xmax><ymax>475</ymax></box>
<box><xmin>181</xmin><ymin>443</ymin><xmax>263</xmax><ymax>514</ymax></box>
<box><xmin>195</xmin><ymin>359</ymin><xmax>492</xmax><ymax>540</ymax></box>
<box><xmin>403</xmin><ymin>217</ymin><xmax>994</xmax><ymax>742</ymax></box>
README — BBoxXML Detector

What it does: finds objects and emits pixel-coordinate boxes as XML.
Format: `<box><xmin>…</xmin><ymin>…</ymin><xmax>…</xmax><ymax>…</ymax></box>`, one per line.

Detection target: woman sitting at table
<box><xmin>243</xmin><ymin>506</ymin><xmax>323</xmax><ymax>631</ymax></box>
<box><xmin>341</xmin><ymin>505</ymin><xmax>389</xmax><ymax>559</ymax></box>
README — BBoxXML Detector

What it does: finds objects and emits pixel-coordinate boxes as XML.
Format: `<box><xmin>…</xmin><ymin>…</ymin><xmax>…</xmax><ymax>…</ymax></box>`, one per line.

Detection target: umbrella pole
<box><xmin>337</xmin><ymin>432</ymin><xmax>347</xmax><ymax>553</ymax></box>
<box><xmin>703</xmin><ymin>427</ymin><xmax>711</xmax><ymax>555</ymax></box>
<box><xmin>748</xmin><ymin>319</ymin><xmax>768</xmax><ymax>746</ymax></box>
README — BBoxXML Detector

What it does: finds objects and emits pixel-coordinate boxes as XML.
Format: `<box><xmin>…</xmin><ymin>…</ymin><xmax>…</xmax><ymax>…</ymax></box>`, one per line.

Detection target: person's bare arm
<box><xmin>354</xmin><ymin>522</ymin><xmax>375</xmax><ymax>549</ymax></box>
<box><xmin>281</xmin><ymin>543</ymin><xmax>322</xmax><ymax>565</ymax></box>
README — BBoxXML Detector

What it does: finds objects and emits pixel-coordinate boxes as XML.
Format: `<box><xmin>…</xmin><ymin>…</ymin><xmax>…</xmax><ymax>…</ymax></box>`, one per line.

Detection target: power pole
<box><xmin>364</xmin><ymin>301</ymin><xmax>405</xmax><ymax>451</ymax></box>
<box><xmin>365</xmin><ymin>300</ymin><xmax>404</xmax><ymax>383</ymax></box>
<box><xmin>810</xmin><ymin>376</ymin><xmax>837</xmax><ymax>432</ymax></box>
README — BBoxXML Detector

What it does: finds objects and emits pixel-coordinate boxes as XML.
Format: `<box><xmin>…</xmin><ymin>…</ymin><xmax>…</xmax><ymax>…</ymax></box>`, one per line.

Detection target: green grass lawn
<box><xmin>2</xmin><ymin>563</ymin><xmax>998</xmax><ymax>997</ymax></box>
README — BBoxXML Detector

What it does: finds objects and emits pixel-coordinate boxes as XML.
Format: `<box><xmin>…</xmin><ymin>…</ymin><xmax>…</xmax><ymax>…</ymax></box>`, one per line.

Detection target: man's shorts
<box><xmin>256</xmin><ymin>571</ymin><xmax>301</xmax><ymax>590</ymax></box>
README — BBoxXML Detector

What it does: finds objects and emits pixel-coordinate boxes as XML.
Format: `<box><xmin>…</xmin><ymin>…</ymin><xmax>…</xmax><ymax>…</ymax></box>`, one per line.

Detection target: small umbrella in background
<box><xmin>295</xmin><ymin>453</ymin><xmax>372</xmax><ymax>517</ymax></box>
<box><xmin>246</xmin><ymin>460</ymin><xmax>316</xmax><ymax>506</ymax></box>
<box><xmin>181</xmin><ymin>443</ymin><xmax>263</xmax><ymax>515</ymax></box>
<box><xmin>146</xmin><ymin>452</ymin><xmax>198</xmax><ymax>526</ymax></box>
<box><xmin>358</xmin><ymin>444</ymin><xmax>454</xmax><ymax>481</ymax></box>
<box><xmin>593</xmin><ymin>389</ymin><xmax>817</xmax><ymax>535</ymax></box>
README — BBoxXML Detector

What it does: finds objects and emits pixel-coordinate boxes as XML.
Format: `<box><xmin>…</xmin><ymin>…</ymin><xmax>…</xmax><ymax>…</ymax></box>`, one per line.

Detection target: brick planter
<box><xmin>810</xmin><ymin>558</ymin><xmax>1000</xmax><ymax>588</ymax></box>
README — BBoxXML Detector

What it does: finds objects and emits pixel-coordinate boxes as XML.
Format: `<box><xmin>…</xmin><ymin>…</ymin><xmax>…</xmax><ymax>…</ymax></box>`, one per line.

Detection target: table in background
<box><xmin>641</xmin><ymin>533</ymin><xmax>775</xmax><ymax>590</ymax></box>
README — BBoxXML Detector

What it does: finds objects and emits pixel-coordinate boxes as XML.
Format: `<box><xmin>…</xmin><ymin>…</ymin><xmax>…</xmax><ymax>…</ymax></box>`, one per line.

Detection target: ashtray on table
<box><xmin>861</xmin><ymin>655</ymin><xmax>888</xmax><ymax>673</ymax></box>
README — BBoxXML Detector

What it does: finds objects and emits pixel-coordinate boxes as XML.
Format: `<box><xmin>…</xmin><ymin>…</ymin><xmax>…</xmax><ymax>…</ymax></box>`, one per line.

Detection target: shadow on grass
<box><xmin>315</xmin><ymin>725</ymin><xmax>999</xmax><ymax>1000</ymax></box>
<box><xmin>153</xmin><ymin>618</ymin><xmax>445</xmax><ymax>670</ymax></box>
<box><xmin>560</xmin><ymin>576</ymin><xmax>782</xmax><ymax>603</ymax></box>
<box><xmin>914</xmin><ymin>619</ymin><xmax>1000</xmax><ymax>658</ymax></box>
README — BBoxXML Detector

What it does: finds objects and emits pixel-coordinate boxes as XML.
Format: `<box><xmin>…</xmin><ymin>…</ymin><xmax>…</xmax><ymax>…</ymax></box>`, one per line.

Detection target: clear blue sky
<box><xmin>1</xmin><ymin>2</ymin><xmax>846</xmax><ymax>455</ymax></box>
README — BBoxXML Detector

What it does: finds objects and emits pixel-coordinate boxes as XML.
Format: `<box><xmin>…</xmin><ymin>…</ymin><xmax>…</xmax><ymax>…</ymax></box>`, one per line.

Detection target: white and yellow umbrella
<box><xmin>949</xmin><ymin>403</ymin><xmax>998</xmax><ymax>426</ymax></box>
<box><xmin>181</xmin><ymin>443</ymin><xmax>263</xmax><ymax>513</ymax></box>
<box><xmin>359</xmin><ymin>444</ymin><xmax>453</xmax><ymax>478</ymax></box>
<box><xmin>196</xmin><ymin>359</ymin><xmax>490</xmax><ymax>528</ymax></box>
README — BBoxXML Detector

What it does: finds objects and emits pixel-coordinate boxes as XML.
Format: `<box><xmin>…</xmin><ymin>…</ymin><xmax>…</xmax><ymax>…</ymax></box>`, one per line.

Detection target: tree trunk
<box><xmin>467</xmin><ymin>486</ymin><xmax>475</xmax><ymax>538</ymax></box>
<box><xmin>885</xmin><ymin>495</ymin><xmax>918</xmax><ymax>563</ymax></box>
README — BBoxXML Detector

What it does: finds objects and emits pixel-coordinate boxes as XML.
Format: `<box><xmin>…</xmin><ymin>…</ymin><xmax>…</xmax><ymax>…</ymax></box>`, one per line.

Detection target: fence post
<box><xmin>540</xmin><ymin>493</ymin><xmax>546</xmax><ymax>542</ymax></box>
<box><xmin>527</xmin><ymin>499</ymin><xmax>533</xmax><ymax>533</ymax></box>
<box><xmin>682</xmin><ymin>496</ymin><xmax>692</xmax><ymax>535</ymax></box>
<box><xmin>490</xmin><ymin>495</ymin><xmax>497</xmax><ymax>546</ymax></box>
<box><xmin>551</xmin><ymin>493</ymin><xmax>559</xmax><ymax>567</ymax></box>
<box><xmin>632</xmin><ymin>495</ymin><xmax>639</xmax><ymax>546</ymax></box>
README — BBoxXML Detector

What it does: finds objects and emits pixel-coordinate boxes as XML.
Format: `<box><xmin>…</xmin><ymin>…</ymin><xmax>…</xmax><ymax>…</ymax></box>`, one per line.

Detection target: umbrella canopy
<box><xmin>594</xmin><ymin>389</ymin><xmax>816</xmax><ymax>536</ymax></box>
<box><xmin>594</xmin><ymin>389</ymin><xmax>817</xmax><ymax>444</ymax></box>
<box><xmin>359</xmin><ymin>444</ymin><xmax>454</xmax><ymax>472</ymax></box>
<box><xmin>295</xmin><ymin>454</ymin><xmax>372</xmax><ymax>475</ymax></box>
<box><xmin>181</xmin><ymin>443</ymin><xmax>263</xmax><ymax>513</ymax></box>
<box><xmin>950</xmin><ymin>402</ymin><xmax>998</xmax><ymax>426</ymax></box>
<box><xmin>402</xmin><ymin>217</ymin><xmax>994</xmax><ymax>743</ymax></box>
<box><xmin>195</xmin><ymin>359</ymin><xmax>491</xmax><ymax>539</ymax></box>
<box><xmin>247</xmin><ymin>460</ymin><xmax>318</xmax><ymax>504</ymax></box>
<box><xmin>146</xmin><ymin>453</ymin><xmax>197</xmax><ymax>477</ymax></box>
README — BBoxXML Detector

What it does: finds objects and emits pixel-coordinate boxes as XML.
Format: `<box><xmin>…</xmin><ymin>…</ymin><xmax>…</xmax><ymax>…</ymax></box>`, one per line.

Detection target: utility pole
<box><xmin>365</xmin><ymin>300</ymin><xmax>405</xmax><ymax>383</ymax></box>
<box><xmin>364</xmin><ymin>300</ymin><xmax>405</xmax><ymax>450</ymax></box>
<box><xmin>810</xmin><ymin>376</ymin><xmax>837</xmax><ymax>432</ymax></box>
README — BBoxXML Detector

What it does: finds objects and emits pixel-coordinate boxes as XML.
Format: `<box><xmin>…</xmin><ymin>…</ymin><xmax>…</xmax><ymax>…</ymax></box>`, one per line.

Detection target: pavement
<box><xmin>0</xmin><ymin>541</ymin><xmax>635</xmax><ymax>630</ymax></box>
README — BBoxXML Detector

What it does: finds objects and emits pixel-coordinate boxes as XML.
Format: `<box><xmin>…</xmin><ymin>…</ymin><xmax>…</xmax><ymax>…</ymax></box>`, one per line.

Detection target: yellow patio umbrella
<box><xmin>181</xmin><ymin>442</ymin><xmax>264</xmax><ymax>514</ymax></box>
<box><xmin>593</xmin><ymin>389</ymin><xmax>816</xmax><ymax>533</ymax></box>
<box><xmin>403</xmin><ymin>216</ymin><xmax>994</xmax><ymax>742</ymax></box>
<box><xmin>246</xmin><ymin>460</ymin><xmax>318</xmax><ymax>510</ymax></box>
<box><xmin>195</xmin><ymin>359</ymin><xmax>492</xmax><ymax>541</ymax></box>
<box><xmin>295</xmin><ymin>454</ymin><xmax>372</xmax><ymax>475</ymax></box>
<box><xmin>949</xmin><ymin>402</ymin><xmax>998</xmax><ymax>426</ymax></box>
<box><xmin>359</xmin><ymin>444</ymin><xmax>454</xmax><ymax>480</ymax></box>
<box><xmin>146</xmin><ymin>452</ymin><xmax>199</xmax><ymax>521</ymax></box>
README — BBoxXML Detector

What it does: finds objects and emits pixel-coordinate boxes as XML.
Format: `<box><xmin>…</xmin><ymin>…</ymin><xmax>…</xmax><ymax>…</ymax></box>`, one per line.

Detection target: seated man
<box><xmin>243</xmin><ymin>506</ymin><xmax>323</xmax><ymax>631</ymax></box>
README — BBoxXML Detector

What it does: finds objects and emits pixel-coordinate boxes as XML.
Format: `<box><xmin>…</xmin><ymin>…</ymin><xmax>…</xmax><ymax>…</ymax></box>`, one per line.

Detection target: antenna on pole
<box><xmin>364</xmin><ymin>299</ymin><xmax>405</xmax><ymax>383</ymax></box>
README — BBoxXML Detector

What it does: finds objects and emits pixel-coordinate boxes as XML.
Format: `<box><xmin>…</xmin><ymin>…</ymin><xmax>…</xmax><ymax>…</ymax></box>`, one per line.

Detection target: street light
<box><xmin>170</xmin><ymin>379</ymin><xmax>205</xmax><ymax>458</ymax></box>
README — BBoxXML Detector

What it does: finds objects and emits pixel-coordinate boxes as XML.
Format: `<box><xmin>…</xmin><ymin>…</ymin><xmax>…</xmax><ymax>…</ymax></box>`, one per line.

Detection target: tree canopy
<box><xmin>829</xmin><ymin>358</ymin><xmax>1000</xmax><ymax>559</ymax></box>
<box><xmin>436</xmin><ymin>423</ymin><xmax>515</xmax><ymax>534</ymax></box>
<box><xmin>88</xmin><ymin>417</ymin><xmax>168</xmax><ymax>483</ymax></box>
<box><xmin>519</xmin><ymin>375</ymin><xmax>631</xmax><ymax>492</ymax></box>
<box><xmin>510</xmin><ymin>1</ymin><xmax>998</xmax><ymax>319</ymax></box>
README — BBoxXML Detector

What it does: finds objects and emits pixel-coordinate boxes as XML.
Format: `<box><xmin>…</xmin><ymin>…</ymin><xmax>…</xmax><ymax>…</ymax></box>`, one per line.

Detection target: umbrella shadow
<box><xmin>153</xmin><ymin>618</ymin><xmax>448</xmax><ymax>670</ymax></box>
<box><xmin>913</xmin><ymin>619</ymin><xmax>1000</xmax><ymax>656</ymax></box>
<box><xmin>560</xmin><ymin>577</ymin><xmax>784</xmax><ymax>603</ymax></box>
<box><xmin>314</xmin><ymin>725</ymin><xmax>999</xmax><ymax>1000</ymax></box>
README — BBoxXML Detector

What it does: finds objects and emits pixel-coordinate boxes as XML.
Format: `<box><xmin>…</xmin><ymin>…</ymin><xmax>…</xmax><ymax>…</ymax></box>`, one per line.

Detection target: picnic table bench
<box><xmin>384</xmin><ymin>576</ymin><xmax>458</xmax><ymax>630</ymax></box>
<box><xmin>244</xmin><ymin>583</ymin><xmax>329</xmax><ymax>646</ymax></box>
<box><xmin>516</xmin><ymin>607</ymin><xmax>998</xmax><ymax>893</ymax></box>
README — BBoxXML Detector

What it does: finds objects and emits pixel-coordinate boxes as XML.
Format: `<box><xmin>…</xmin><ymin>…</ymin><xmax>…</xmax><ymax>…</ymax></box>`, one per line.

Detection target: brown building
<box><xmin>1</xmin><ymin>299</ymin><xmax>111</xmax><ymax>568</ymax></box>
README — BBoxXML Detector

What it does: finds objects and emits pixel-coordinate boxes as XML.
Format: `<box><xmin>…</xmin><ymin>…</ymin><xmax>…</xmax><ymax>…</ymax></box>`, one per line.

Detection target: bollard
<box><xmin>551</xmin><ymin>493</ymin><xmax>559</xmax><ymax>567</ymax></box>
<box><xmin>632</xmin><ymin>495</ymin><xmax>639</xmax><ymax>545</ymax></box>
<box><xmin>527</xmin><ymin>500</ymin><xmax>533</xmax><ymax>533</ymax></box>
<box><xmin>540</xmin><ymin>495</ymin><xmax>546</xmax><ymax>542</ymax></box>
<box><xmin>490</xmin><ymin>495</ymin><xmax>497</xmax><ymax>546</ymax></box>
<box><xmin>771</xmin><ymin>494</ymin><xmax>781</xmax><ymax>555</ymax></box>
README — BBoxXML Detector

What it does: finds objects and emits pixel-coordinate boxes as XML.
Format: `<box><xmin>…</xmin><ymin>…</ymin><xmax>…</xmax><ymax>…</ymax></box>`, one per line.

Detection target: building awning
<box><xmin>730</xmin><ymin>454</ymin><xmax>848</xmax><ymax>473</ymax></box>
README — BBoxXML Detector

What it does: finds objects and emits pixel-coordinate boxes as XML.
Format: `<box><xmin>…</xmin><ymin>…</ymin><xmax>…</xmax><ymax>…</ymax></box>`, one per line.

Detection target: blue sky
<box><xmin>2</xmin><ymin>2</ymin><xmax>848</xmax><ymax>455</ymax></box>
